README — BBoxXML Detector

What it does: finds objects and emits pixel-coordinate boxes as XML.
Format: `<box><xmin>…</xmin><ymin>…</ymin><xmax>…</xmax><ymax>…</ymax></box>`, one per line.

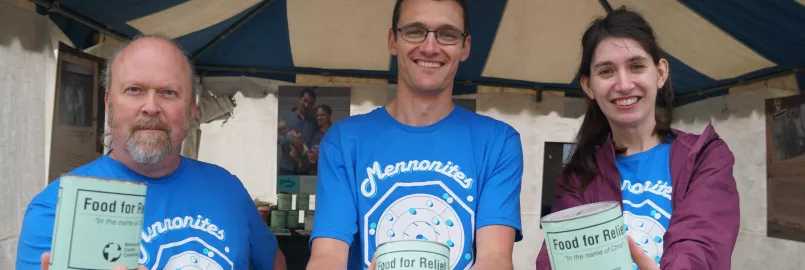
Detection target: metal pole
<box><xmin>194</xmin><ymin>65</ymin><xmax>584</xmax><ymax>92</ymax></box>
<box><xmin>195</xmin><ymin>65</ymin><xmax>395</xmax><ymax>80</ymax></box>
<box><xmin>29</xmin><ymin>0</ymin><xmax>130</xmax><ymax>41</ymax></box>
<box><xmin>598</xmin><ymin>0</ymin><xmax>615</xmax><ymax>13</ymax></box>
<box><xmin>676</xmin><ymin>68</ymin><xmax>802</xmax><ymax>99</ymax></box>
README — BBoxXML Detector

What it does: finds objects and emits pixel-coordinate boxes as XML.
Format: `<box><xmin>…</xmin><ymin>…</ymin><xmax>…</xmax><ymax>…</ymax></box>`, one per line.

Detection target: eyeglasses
<box><xmin>396</xmin><ymin>26</ymin><xmax>467</xmax><ymax>45</ymax></box>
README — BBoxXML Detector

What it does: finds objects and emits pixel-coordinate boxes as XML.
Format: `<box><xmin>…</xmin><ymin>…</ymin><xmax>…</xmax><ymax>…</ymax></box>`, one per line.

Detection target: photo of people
<box><xmin>277</xmin><ymin>86</ymin><xmax>350</xmax><ymax>176</ymax></box>
<box><xmin>57</xmin><ymin>61</ymin><xmax>95</xmax><ymax>127</ymax></box>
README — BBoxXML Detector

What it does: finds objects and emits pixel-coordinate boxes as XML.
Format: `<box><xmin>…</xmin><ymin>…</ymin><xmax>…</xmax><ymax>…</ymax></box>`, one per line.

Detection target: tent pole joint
<box><xmin>536</xmin><ymin>87</ymin><xmax>543</xmax><ymax>102</ymax></box>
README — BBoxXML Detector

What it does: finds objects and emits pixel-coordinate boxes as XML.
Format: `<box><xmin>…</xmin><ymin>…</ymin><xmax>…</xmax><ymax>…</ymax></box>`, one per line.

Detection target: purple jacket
<box><xmin>536</xmin><ymin>123</ymin><xmax>740</xmax><ymax>270</ymax></box>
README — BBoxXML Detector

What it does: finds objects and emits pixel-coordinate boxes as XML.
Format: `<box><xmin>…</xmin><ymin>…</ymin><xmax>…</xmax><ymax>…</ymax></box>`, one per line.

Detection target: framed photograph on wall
<box><xmin>765</xmin><ymin>94</ymin><xmax>805</xmax><ymax>243</ymax></box>
<box><xmin>276</xmin><ymin>86</ymin><xmax>351</xmax><ymax>194</ymax></box>
<box><xmin>49</xmin><ymin>42</ymin><xmax>106</xmax><ymax>182</ymax></box>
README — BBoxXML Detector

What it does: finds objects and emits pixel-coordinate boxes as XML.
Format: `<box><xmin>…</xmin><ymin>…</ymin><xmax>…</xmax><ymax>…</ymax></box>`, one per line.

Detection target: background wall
<box><xmin>195</xmin><ymin>74</ymin><xmax>805</xmax><ymax>269</ymax></box>
<box><xmin>475</xmin><ymin>88</ymin><xmax>585</xmax><ymax>269</ymax></box>
<box><xmin>671</xmin><ymin>74</ymin><xmax>803</xmax><ymax>270</ymax></box>
<box><xmin>0</xmin><ymin>1</ymin><xmax>65</xmax><ymax>268</ymax></box>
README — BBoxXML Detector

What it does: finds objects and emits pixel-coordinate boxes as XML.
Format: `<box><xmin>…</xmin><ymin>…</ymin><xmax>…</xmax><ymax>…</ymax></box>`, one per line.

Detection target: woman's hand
<box><xmin>627</xmin><ymin>235</ymin><xmax>660</xmax><ymax>270</ymax></box>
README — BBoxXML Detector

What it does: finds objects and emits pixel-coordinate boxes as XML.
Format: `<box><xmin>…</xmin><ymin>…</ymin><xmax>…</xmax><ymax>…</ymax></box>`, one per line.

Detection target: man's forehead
<box><xmin>111</xmin><ymin>38</ymin><xmax>191</xmax><ymax>84</ymax></box>
<box><xmin>114</xmin><ymin>38</ymin><xmax>189</xmax><ymax>71</ymax></box>
<box><xmin>397</xmin><ymin>0</ymin><xmax>465</xmax><ymax>30</ymax></box>
<box><xmin>401</xmin><ymin>21</ymin><xmax>461</xmax><ymax>31</ymax></box>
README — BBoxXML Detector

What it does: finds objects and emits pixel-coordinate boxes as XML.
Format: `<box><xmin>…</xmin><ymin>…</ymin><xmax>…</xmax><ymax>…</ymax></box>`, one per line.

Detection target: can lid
<box><xmin>376</xmin><ymin>239</ymin><xmax>449</xmax><ymax>250</ymax></box>
<box><xmin>63</xmin><ymin>174</ymin><xmax>147</xmax><ymax>186</ymax></box>
<box><xmin>541</xmin><ymin>201</ymin><xmax>619</xmax><ymax>223</ymax></box>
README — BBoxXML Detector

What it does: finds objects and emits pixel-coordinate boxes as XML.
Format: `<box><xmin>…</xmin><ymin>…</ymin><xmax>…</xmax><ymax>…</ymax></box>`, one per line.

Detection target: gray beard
<box><xmin>126</xmin><ymin>130</ymin><xmax>171</xmax><ymax>164</ymax></box>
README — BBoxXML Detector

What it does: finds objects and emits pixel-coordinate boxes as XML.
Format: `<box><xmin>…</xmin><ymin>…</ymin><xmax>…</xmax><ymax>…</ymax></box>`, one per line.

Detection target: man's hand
<box><xmin>274</xmin><ymin>247</ymin><xmax>287</xmax><ymax>270</ymax></box>
<box><xmin>306</xmin><ymin>238</ymin><xmax>349</xmax><ymax>270</ymax></box>
<box><xmin>41</xmin><ymin>252</ymin><xmax>148</xmax><ymax>270</ymax></box>
<box><xmin>367</xmin><ymin>254</ymin><xmax>376</xmax><ymax>270</ymax></box>
<box><xmin>473</xmin><ymin>225</ymin><xmax>515</xmax><ymax>270</ymax></box>
<box><xmin>627</xmin><ymin>235</ymin><xmax>660</xmax><ymax>270</ymax></box>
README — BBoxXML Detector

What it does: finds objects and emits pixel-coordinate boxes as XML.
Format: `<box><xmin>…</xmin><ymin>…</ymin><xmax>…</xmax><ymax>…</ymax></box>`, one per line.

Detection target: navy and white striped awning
<box><xmin>37</xmin><ymin>0</ymin><xmax>805</xmax><ymax>104</ymax></box>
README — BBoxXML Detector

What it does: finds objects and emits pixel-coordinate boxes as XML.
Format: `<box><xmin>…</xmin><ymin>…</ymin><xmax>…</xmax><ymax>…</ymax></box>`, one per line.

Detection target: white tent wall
<box><xmin>475</xmin><ymin>88</ymin><xmax>585</xmax><ymax>269</ymax></box>
<box><xmin>0</xmin><ymin>0</ymin><xmax>71</xmax><ymax>268</ymax></box>
<box><xmin>196</xmin><ymin>76</ymin><xmax>285</xmax><ymax>203</ymax></box>
<box><xmin>196</xmin><ymin>76</ymin><xmax>397</xmax><ymax>203</ymax></box>
<box><xmin>671</xmin><ymin>75</ymin><xmax>804</xmax><ymax>270</ymax></box>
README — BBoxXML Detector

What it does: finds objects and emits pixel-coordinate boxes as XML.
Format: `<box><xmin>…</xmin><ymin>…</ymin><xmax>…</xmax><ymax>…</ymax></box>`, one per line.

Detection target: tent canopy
<box><xmin>36</xmin><ymin>0</ymin><xmax>805</xmax><ymax>104</ymax></box>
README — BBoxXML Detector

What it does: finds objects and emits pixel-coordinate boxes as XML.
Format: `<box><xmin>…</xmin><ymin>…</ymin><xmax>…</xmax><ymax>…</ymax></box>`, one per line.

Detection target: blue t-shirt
<box><xmin>616</xmin><ymin>142</ymin><xmax>673</xmax><ymax>268</ymax></box>
<box><xmin>16</xmin><ymin>153</ymin><xmax>278</xmax><ymax>270</ymax></box>
<box><xmin>311</xmin><ymin>105</ymin><xmax>523</xmax><ymax>270</ymax></box>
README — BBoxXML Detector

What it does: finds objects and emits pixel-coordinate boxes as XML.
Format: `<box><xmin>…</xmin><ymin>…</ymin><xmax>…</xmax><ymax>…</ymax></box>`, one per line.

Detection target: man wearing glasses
<box><xmin>306</xmin><ymin>0</ymin><xmax>523</xmax><ymax>269</ymax></box>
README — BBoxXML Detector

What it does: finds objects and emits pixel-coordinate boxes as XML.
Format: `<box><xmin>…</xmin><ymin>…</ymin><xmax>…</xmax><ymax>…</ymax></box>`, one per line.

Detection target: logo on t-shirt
<box><xmin>621</xmin><ymin>179</ymin><xmax>671</xmax><ymax>200</ymax></box>
<box><xmin>361</xmin><ymin>160</ymin><xmax>474</xmax><ymax>198</ymax></box>
<box><xmin>139</xmin><ymin>215</ymin><xmax>233</xmax><ymax>270</ymax></box>
<box><xmin>361</xmin><ymin>159</ymin><xmax>476</xmax><ymax>270</ymax></box>
<box><xmin>621</xmin><ymin>179</ymin><xmax>672</xmax><ymax>267</ymax></box>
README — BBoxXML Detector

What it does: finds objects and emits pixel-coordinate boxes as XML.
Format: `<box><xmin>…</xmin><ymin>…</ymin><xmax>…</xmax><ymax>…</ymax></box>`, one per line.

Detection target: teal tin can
<box><xmin>296</xmin><ymin>193</ymin><xmax>310</xmax><ymax>210</ymax></box>
<box><xmin>49</xmin><ymin>175</ymin><xmax>147</xmax><ymax>270</ymax></box>
<box><xmin>270</xmin><ymin>210</ymin><xmax>287</xmax><ymax>229</ymax></box>
<box><xmin>277</xmin><ymin>193</ymin><xmax>292</xmax><ymax>211</ymax></box>
<box><xmin>374</xmin><ymin>239</ymin><xmax>450</xmax><ymax>270</ymax></box>
<box><xmin>541</xmin><ymin>201</ymin><xmax>632</xmax><ymax>270</ymax></box>
<box><xmin>287</xmin><ymin>210</ymin><xmax>300</xmax><ymax>228</ymax></box>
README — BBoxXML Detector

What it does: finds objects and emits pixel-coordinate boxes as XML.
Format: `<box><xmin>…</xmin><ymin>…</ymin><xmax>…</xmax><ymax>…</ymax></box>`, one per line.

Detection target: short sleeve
<box><xmin>309</xmin><ymin>127</ymin><xmax>359</xmax><ymax>247</ymax></box>
<box><xmin>475</xmin><ymin>127</ymin><xmax>524</xmax><ymax>241</ymax></box>
<box><xmin>16</xmin><ymin>183</ymin><xmax>59</xmax><ymax>270</ymax></box>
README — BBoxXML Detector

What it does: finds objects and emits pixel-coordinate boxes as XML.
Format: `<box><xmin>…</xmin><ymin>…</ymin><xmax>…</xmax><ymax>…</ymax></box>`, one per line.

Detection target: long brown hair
<box><xmin>562</xmin><ymin>7</ymin><xmax>674</xmax><ymax>191</ymax></box>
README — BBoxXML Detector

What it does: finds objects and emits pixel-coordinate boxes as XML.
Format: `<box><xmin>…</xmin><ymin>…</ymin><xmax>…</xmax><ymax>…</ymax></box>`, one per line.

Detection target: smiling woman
<box><xmin>536</xmin><ymin>7</ymin><xmax>740</xmax><ymax>270</ymax></box>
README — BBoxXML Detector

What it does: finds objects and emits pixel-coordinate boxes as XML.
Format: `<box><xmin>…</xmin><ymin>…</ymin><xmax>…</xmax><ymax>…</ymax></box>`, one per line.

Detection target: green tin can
<box><xmin>374</xmin><ymin>239</ymin><xmax>450</xmax><ymax>270</ymax></box>
<box><xmin>277</xmin><ymin>193</ymin><xmax>292</xmax><ymax>211</ymax></box>
<box><xmin>49</xmin><ymin>175</ymin><xmax>147</xmax><ymax>270</ymax></box>
<box><xmin>287</xmin><ymin>210</ymin><xmax>300</xmax><ymax>228</ymax></box>
<box><xmin>304</xmin><ymin>215</ymin><xmax>314</xmax><ymax>231</ymax></box>
<box><xmin>540</xmin><ymin>201</ymin><xmax>632</xmax><ymax>270</ymax></box>
<box><xmin>270</xmin><ymin>210</ymin><xmax>287</xmax><ymax>229</ymax></box>
<box><xmin>296</xmin><ymin>193</ymin><xmax>310</xmax><ymax>210</ymax></box>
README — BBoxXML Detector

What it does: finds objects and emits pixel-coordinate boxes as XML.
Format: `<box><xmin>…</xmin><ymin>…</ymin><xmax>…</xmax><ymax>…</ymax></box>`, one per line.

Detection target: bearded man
<box><xmin>16</xmin><ymin>35</ymin><xmax>286</xmax><ymax>270</ymax></box>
